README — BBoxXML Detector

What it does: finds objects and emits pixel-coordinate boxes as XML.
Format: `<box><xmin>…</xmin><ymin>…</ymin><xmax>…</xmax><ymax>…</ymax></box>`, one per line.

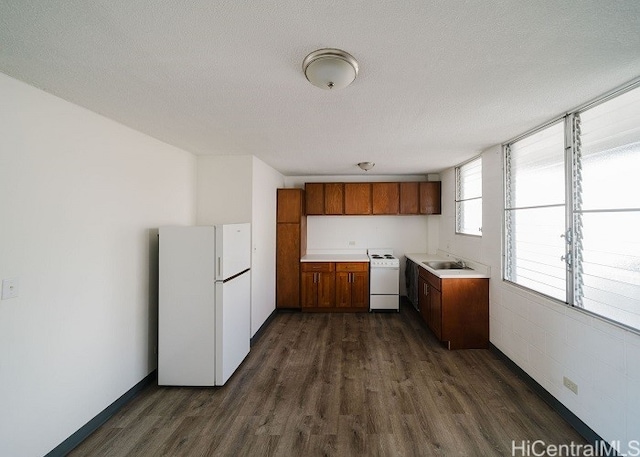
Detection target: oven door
<box><xmin>370</xmin><ymin>266</ymin><xmax>399</xmax><ymax>295</ymax></box>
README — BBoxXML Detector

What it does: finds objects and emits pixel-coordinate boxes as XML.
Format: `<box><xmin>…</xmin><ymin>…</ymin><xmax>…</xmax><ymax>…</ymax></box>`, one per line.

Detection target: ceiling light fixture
<box><xmin>357</xmin><ymin>162</ymin><xmax>375</xmax><ymax>171</ymax></box>
<box><xmin>303</xmin><ymin>48</ymin><xmax>359</xmax><ymax>90</ymax></box>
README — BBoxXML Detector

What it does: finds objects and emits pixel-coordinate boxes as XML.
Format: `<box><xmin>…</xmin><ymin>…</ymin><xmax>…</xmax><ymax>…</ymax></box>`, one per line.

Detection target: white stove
<box><xmin>368</xmin><ymin>251</ymin><xmax>400</xmax><ymax>268</ymax></box>
<box><xmin>368</xmin><ymin>249</ymin><xmax>400</xmax><ymax>311</ymax></box>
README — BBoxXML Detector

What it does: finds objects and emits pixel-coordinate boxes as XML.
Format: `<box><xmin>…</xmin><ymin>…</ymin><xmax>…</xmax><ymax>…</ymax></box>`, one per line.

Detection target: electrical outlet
<box><xmin>563</xmin><ymin>376</ymin><xmax>578</xmax><ymax>395</ymax></box>
<box><xmin>1</xmin><ymin>278</ymin><xmax>19</xmax><ymax>300</ymax></box>
<box><xmin>348</xmin><ymin>241</ymin><xmax>356</xmax><ymax>246</ymax></box>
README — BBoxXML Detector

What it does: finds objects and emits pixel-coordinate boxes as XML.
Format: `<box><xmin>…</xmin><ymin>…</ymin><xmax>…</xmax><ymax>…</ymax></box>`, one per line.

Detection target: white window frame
<box><xmin>503</xmin><ymin>79</ymin><xmax>640</xmax><ymax>333</ymax></box>
<box><xmin>455</xmin><ymin>156</ymin><xmax>482</xmax><ymax>236</ymax></box>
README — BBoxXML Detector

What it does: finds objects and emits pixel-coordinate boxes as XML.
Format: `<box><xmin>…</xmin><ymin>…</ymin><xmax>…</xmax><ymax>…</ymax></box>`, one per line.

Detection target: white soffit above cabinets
<box><xmin>0</xmin><ymin>0</ymin><xmax>639</xmax><ymax>175</ymax></box>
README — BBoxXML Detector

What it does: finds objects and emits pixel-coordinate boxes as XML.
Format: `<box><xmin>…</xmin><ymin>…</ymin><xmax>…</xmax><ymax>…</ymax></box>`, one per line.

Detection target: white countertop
<box><xmin>301</xmin><ymin>254</ymin><xmax>370</xmax><ymax>263</ymax></box>
<box><xmin>405</xmin><ymin>253</ymin><xmax>490</xmax><ymax>279</ymax></box>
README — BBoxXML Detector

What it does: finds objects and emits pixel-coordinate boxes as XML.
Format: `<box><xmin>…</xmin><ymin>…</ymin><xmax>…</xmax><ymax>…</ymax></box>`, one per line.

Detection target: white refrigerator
<box><xmin>158</xmin><ymin>223</ymin><xmax>251</xmax><ymax>386</ymax></box>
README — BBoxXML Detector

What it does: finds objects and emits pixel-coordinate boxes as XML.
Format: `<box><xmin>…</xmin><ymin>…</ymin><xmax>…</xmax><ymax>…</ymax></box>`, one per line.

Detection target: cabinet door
<box><xmin>301</xmin><ymin>272</ymin><xmax>318</xmax><ymax>308</ymax></box>
<box><xmin>429</xmin><ymin>286</ymin><xmax>442</xmax><ymax>340</ymax></box>
<box><xmin>324</xmin><ymin>183</ymin><xmax>344</xmax><ymax>215</ymax></box>
<box><xmin>317</xmin><ymin>272</ymin><xmax>335</xmax><ymax>308</ymax></box>
<box><xmin>276</xmin><ymin>224</ymin><xmax>301</xmax><ymax>309</ymax></box>
<box><xmin>372</xmin><ymin>183</ymin><xmax>399</xmax><ymax>215</ymax></box>
<box><xmin>335</xmin><ymin>272</ymin><xmax>351</xmax><ymax>308</ymax></box>
<box><xmin>400</xmin><ymin>182</ymin><xmax>419</xmax><ymax>214</ymax></box>
<box><xmin>418</xmin><ymin>276</ymin><xmax>429</xmax><ymax>324</ymax></box>
<box><xmin>277</xmin><ymin>188</ymin><xmax>304</xmax><ymax>222</ymax></box>
<box><xmin>344</xmin><ymin>183</ymin><xmax>372</xmax><ymax>215</ymax></box>
<box><xmin>350</xmin><ymin>271</ymin><xmax>369</xmax><ymax>308</ymax></box>
<box><xmin>305</xmin><ymin>183</ymin><xmax>324</xmax><ymax>215</ymax></box>
<box><xmin>419</xmin><ymin>182</ymin><xmax>441</xmax><ymax>215</ymax></box>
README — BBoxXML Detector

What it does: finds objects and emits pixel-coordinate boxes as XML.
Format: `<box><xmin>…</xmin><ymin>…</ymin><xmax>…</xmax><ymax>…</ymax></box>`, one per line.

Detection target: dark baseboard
<box><xmin>45</xmin><ymin>370</ymin><xmax>157</xmax><ymax>457</ymax></box>
<box><xmin>490</xmin><ymin>344</ymin><xmax>618</xmax><ymax>455</ymax></box>
<box><xmin>250</xmin><ymin>308</ymin><xmax>277</xmax><ymax>346</ymax></box>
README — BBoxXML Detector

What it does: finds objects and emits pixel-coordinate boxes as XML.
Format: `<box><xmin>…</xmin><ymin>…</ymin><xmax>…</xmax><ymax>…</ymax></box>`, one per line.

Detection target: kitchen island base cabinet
<box><xmin>419</xmin><ymin>268</ymin><xmax>488</xmax><ymax>349</ymax></box>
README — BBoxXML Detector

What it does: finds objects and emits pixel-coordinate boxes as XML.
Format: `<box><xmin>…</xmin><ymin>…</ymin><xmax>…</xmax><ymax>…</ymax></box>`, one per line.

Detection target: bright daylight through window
<box><xmin>504</xmin><ymin>83</ymin><xmax>640</xmax><ymax>331</ymax></box>
<box><xmin>455</xmin><ymin>156</ymin><xmax>482</xmax><ymax>236</ymax></box>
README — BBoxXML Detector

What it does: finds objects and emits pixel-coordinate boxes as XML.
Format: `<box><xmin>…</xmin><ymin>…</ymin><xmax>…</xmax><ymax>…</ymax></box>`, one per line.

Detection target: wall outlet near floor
<box><xmin>1</xmin><ymin>278</ymin><xmax>19</xmax><ymax>300</ymax></box>
<box><xmin>348</xmin><ymin>241</ymin><xmax>356</xmax><ymax>246</ymax></box>
<box><xmin>563</xmin><ymin>376</ymin><xmax>578</xmax><ymax>395</ymax></box>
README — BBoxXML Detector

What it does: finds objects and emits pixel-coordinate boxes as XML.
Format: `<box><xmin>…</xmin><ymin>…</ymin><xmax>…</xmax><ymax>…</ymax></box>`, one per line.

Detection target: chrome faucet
<box><xmin>455</xmin><ymin>258</ymin><xmax>467</xmax><ymax>268</ymax></box>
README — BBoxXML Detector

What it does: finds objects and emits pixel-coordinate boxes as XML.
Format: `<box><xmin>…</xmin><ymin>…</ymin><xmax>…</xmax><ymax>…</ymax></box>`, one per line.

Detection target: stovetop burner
<box><xmin>367</xmin><ymin>249</ymin><xmax>399</xmax><ymax>267</ymax></box>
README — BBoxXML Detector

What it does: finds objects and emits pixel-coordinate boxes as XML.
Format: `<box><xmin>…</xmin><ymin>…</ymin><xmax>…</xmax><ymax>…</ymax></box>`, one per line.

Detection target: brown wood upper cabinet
<box><xmin>302</xmin><ymin>181</ymin><xmax>440</xmax><ymax>216</ymax></box>
<box><xmin>400</xmin><ymin>182</ymin><xmax>420</xmax><ymax>214</ymax></box>
<box><xmin>420</xmin><ymin>182</ymin><xmax>441</xmax><ymax>215</ymax></box>
<box><xmin>344</xmin><ymin>183</ymin><xmax>372</xmax><ymax>215</ymax></box>
<box><xmin>277</xmin><ymin>188</ymin><xmax>304</xmax><ymax>222</ymax></box>
<box><xmin>304</xmin><ymin>183</ymin><xmax>324</xmax><ymax>215</ymax></box>
<box><xmin>305</xmin><ymin>183</ymin><xmax>344</xmax><ymax>215</ymax></box>
<box><xmin>372</xmin><ymin>183</ymin><xmax>399</xmax><ymax>215</ymax></box>
<box><xmin>324</xmin><ymin>183</ymin><xmax>344</xmax><ymax>215</ymax></box>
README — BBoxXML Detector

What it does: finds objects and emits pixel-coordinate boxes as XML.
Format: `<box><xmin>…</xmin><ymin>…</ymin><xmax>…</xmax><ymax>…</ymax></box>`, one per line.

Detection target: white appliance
<box><xmin>368</xmin><ymin>248</ymin><xmax>400</xmax><ymax>311</ymax></box>
<box><xmin>158</xmin><ymin>223</ymin><xmax>251</xmax><ymax>386</ymax></box>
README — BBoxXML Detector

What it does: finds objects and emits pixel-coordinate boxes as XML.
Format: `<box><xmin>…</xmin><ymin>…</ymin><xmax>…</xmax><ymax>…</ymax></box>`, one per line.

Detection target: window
<box><xmin>456</xmin><ymin>157</ymin><xmax>482</xmax><ymax>236</ymax></box>
<box><xmin>504</xmin><ymin>83</ymin><xmax>640</xmax><ymax>331</ymax></box>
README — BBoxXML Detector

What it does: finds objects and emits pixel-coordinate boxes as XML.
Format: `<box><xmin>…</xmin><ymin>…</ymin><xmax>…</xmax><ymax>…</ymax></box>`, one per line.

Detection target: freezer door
<box><xmin>215</xmin><ymin>270</ymin><xmax>251</xmax><ymax>385</ymax></box>
<box><xmin>215</xmin><ymin>223</ymin><xmax>251</xmax><ymax>280</ymax></box>
<box><xmin>158</xmin><ymin>226</ymin><xmax>216</xmax><ymax>386</ymax></box>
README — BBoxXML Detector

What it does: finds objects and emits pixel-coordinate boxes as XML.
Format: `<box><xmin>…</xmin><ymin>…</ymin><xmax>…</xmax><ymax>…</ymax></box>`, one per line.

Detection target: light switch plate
<box><xmin>2</xmin><ymin>278</ymin><xmax>19</xmax><ymax>300</ymax></box>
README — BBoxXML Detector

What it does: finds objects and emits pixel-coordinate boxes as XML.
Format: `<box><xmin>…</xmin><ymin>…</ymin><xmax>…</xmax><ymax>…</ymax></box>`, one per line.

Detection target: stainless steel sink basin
<box><xmin>423</xmin><ymin>261</ymin><xmax>473</xmax><ymax>270</ymax></box>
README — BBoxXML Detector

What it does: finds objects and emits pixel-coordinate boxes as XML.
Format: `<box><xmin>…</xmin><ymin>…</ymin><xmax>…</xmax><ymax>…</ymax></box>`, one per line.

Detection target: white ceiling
<box><xmin>1</xmin><ymin>1</ymin><xmax>639</xmax><ymax>176</ymax></box>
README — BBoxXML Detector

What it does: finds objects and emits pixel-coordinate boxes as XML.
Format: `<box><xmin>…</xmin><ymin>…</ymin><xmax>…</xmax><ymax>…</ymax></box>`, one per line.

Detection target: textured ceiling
<box><xmin>1</xmin><ymin>1</ymin><xmax>639</xmax><ymax>175</ymax></box>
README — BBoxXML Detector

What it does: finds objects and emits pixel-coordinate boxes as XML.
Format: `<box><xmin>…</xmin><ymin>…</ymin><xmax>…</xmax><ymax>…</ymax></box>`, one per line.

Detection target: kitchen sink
<box><xmin>423</xmin><ymin>261</ymin><xmax>473</xmax><ymax>270</ymax></box>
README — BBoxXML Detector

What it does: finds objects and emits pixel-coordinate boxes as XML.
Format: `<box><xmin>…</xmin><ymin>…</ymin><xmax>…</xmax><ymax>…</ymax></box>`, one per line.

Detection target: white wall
<box><xmin>440</xmin><ymin>145</ymin><xmax>640</xmax><ymax>454</ymax></box>
<box><xmin>197</xmin><ymin>155</ymin><xmax>283</xmax><ymax>336</ymax></box>
<box><xmin>286</xmin><ymin>175</ymin><xmax>439</xmax><ymax>295</ymax></box>
<box><xmin>197</xmin><ymin>155</ymin><xmax>253</xmax><ymax>225</ymax></box>
<box><xmin>0</xmin><ymin>73</ymin><xmax>196</xmax><ymax>457</ymax></box>
<box><xmin>251</xmin><ymin>157</ymin><xmax>284</xmax><ymax>335</ymax></box>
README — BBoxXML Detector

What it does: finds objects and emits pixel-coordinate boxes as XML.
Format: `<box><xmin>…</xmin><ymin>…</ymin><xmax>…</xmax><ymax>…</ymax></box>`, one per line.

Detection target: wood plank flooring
<box><xmin>70</xmin><ymin>305</ymin><xmax>586</xmax><ymax>456</ymax></box>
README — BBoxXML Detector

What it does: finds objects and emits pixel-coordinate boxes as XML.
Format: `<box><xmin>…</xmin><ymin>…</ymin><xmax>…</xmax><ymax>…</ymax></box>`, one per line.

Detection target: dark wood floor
<box><xmin>70</xmin><ymin>305</ymin><xmax>586</xmax><ymax>456</ymax></box>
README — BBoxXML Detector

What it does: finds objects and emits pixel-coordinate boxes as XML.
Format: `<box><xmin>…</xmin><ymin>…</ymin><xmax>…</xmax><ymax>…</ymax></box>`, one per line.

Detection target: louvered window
<box><xmin>456</xmin><ymin>157</ymin><xmax>482</xmax><ymax>236</ymax></box>
<box><xmin>504</xmin><ymin>122</ymin><xmax>566</xmax><ymax>301</ymax></box>
<box><xmin>504</xmin><ymin>83</ymin><xmax>640</xmax><ymax>331</ymax></box>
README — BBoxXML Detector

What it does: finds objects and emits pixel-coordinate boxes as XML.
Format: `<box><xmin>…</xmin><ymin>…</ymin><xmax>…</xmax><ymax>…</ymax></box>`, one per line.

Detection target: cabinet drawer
<box><xmin>301</xmin><ymin>262</ymin><xmax>334</xmax><ymax>272</ymax></box>
<box><xmin>335</xmin><ymin>262</ymin><xmax>368</xmax><ymax>272</ymax></box>
<box><xmin>426</xmin><ymin>271</ymin><xmax>441</xmax><ymax>290</ymax></box>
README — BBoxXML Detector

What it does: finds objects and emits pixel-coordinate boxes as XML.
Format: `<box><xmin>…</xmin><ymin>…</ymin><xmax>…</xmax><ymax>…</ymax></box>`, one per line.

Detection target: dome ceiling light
<box><xmin>357</xmin><ymin>162</ymin><xmax>375</xmax><ymax>171</ymax></box>
<box><xmin>302</xmin><ymin>48</ymin><xmax>359</xmax><ymax>90</ymax></box>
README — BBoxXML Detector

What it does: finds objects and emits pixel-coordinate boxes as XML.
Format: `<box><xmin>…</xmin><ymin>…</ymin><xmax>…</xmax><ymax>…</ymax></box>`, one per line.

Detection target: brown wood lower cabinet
<box><xmin>418</xmin><ymin>267</ymin><xmax>488</xmax><ymax>349</ymax></box>
<box><xmin>335</xmin><ymin>263</ymin><xmax>369</xmax><ymax>310</ymax></box>
<box><xmin>301</xmin><ymin>261</ymin><xmax>369</xmax><ymax>312</ymax></box>
<box><xmin>301</xmin><ymin>262</ymin><xmax>335</xmax><ymax>309</ymax></box>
